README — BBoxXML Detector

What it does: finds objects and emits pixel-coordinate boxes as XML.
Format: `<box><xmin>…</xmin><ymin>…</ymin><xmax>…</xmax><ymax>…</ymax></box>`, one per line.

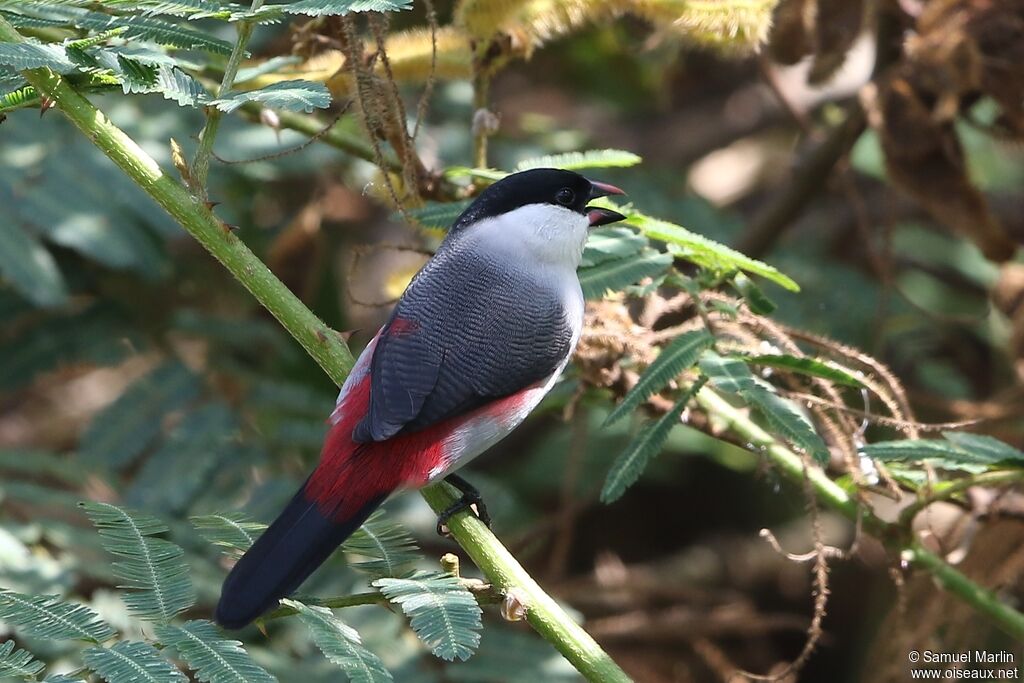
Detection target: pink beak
<box><xmin>586</xmin><ymin>179</ymin><xmax>627</xmax><ymax>227</ymax></box>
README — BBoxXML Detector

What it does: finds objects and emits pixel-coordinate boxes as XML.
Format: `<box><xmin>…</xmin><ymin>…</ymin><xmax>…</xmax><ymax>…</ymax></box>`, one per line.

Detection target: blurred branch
<box><xmin>736</xmin><ymin>104</ymin><xmax>866</xmax><ymax>257</ymax></box>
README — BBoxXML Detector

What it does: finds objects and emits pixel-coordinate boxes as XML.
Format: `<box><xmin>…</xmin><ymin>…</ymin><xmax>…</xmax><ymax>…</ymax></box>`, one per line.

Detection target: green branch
<box><xmin>904</xmin><ymin>543</ymin><xmax>1024</xmax><ymax>640</ymax></box>
<box><xmin>696</xmin><ymin>386</ymin><xmax>1024</xmax><ymax>641</ymax></box>
<box><xmin>421</xmin><ymin>483</ymin><xmax>632</xmax><ymax>682</ymax></box>
<box><xmin>190</xmin><ymin>0</ymin><xmax>265</xmax><ymax>198</ymax></box>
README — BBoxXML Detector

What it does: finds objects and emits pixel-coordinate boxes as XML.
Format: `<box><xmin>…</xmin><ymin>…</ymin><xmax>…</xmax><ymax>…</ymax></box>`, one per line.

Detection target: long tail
<box><xmin>215</xmin><ymin>479</ymin><xmax>387</xmax><ymax>629</ymax></box>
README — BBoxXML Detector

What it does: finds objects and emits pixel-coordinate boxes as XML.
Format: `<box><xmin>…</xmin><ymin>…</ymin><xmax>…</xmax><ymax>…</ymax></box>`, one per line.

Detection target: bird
<box><xmin>215</xmin><ymin>168</ymin><xmax>627</xmax><ymax>629</ymax></box>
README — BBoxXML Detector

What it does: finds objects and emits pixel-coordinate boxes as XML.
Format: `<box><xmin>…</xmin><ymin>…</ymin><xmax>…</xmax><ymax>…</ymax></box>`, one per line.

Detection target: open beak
<box><xmin>586</xmin><ymin>179</ymin><xmax>627</xmax><ymax>227</ymax></box>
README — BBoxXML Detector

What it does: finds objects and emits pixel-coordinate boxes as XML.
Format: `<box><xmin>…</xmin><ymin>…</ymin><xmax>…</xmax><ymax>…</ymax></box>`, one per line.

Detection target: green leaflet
<box><xmin>744</xmin><ymin>387</ymin><xmax>829</xmax><ymax>465</ymax></box>
<box><xmin>80</xmin><ymin>501</ymin><xmax>195</xmax><ymax>623</ymax></box>
<box><xmin>374</xmin><ymin>570</ymin><xmax>482</xmax><ymax>662</ymax></box>
<box><xmin>0</xmin><ymin>40</ymin><xmax>78</xmax><ymax>73</ymax></box>
<box><xmin>732</xmin><ymin>272</ymin><xmax>775</xmax><ymax>314</ymax></box>
<box><xmin>0</xmin><ymin>591</ymin><xmax>115</xmax><ymax>643</ymax></box>
<box><xmin>578</xmin><ymin>248</ymin><xmax>673</xmax><ymax>300</ymax></box>
<box><xmin>604</xmin><ymin>329</ymin><xmax>714</xmax><ymax>426</ymax></box>
<box><xmin>82</xmin><ymin>641</ymin><xmax>185</xmax><ymax>683</ymax></box>
<box><xmin>0</xmin><ymin>640</ymin><xmax>45</xmax><ymax>679</ymax></box>
<box><xmin>698</xmin><ymin>352</ymin><xmax>758</xmax><ymax>394</ymax></box>
<box><xmin>862</xmin><ymin>434</ymin><xmax>1024</xmax><ymax>472</ymax></box>
<box><xmin>601</xmin><ymin>377</ymin><xmax>708</xmax><ymax>503</ymax></box>
<box><xmin>516</xmin><ymin>149</ymin><xmax>642</xmax><ymax>171</ymax></box>
<box><xmin>281</xmin><ymin>0</ymin><xmax>414</xmax><ymax>16</ymax></box>
<box><xmin>342</xmin><ymin>510</ymin><xmax>420</xmax><ymax>579</ymax></box>
<box><xmin>625</xmin><ymin>211</ymin><xmax>800</xmax><ymax>292</ymax></box>
<box><xmin>740</xmin><ymin>354</ymin><xmax>864</xmax><ymax>388</ymax></box>
<box><xmin>191</xmin><ymin>512</ymin><xmax>266</xmax><ymax>558</ymax></box>
<box><xmin>79</xmin><ymin>360</ymin><xmax>202</xmax><ymax>471</ymax></box>
<box><xmin>942</xmin><ymin>431</ymin><xmax>1024</xmax><ymax>463</ymax></box>
<box><xmin>283</xmin><ymin>600</ymin><xmax>393</xmax><ymax>683</ymax></box>
<box><xmin>211</xmin><ymin>80</ymin><xmax>332</xmax><ymax>114</ymax></box>
<box><xmin>580</xmin><ymin>227</ymin><xmax>648</xmax><ymax>268</ymax></box>
<box><xmin>401</xmin><ymin>199</ymin><xmax>473</xmax><ymax>232</ymax></box>
<box><xmin>0</xmin><ymin>212</ymin><xmax>68</xmax><ymax>308</ymax></box>
<box><xmin>155</xmin><ymin>620</ymin><xmax>276</xmax><ymax>683</ymax></box>
<box><xmin>700</xmin><ymin>351</ymin><xmax>830</xmax><ymax>464</ymax></box>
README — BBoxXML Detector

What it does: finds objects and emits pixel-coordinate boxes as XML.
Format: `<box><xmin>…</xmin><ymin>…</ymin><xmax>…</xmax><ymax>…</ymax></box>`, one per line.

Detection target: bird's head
<box><xmin>449</xmin><ymin>168</ymin><xmax>628</xmax><ymax>267</ymax></box>
<box><xmin>453</xmin><ymin>168</ymin><xmax>627</xmax><ymax>231</ymax></box>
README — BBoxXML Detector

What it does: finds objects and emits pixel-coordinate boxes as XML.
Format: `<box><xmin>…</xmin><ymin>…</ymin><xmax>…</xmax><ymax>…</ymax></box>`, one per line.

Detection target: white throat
<box><xmin>469</xmin><ymin>203</ymin><xmax>589</xmax><ymax>270</ymax></box>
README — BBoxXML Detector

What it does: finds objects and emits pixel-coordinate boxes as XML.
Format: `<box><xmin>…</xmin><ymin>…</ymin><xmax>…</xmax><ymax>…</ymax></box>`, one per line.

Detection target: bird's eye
<box><xmin>555</xmin><ymin>188</ymin><xmax>575</xmax><ymax>206</ymax></box>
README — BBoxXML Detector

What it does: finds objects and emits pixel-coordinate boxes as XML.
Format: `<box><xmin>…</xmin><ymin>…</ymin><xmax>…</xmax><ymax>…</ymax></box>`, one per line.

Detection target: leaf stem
<box><xmin>190</xmin><ymin>0</ymin><xmax>264</xmax><ymax>199</ymax></box>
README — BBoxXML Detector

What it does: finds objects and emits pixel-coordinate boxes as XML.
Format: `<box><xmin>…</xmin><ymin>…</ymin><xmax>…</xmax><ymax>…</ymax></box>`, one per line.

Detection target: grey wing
<box><xmin>351</xmin><ymin>249</ymin><xmax>575</xmax><ymax>443</ymax></box>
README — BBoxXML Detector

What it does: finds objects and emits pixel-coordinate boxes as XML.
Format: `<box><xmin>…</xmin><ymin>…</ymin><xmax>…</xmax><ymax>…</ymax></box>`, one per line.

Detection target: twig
<box><xmin>897</xmin><ymin>470</ymin><xmax>1024</xmax><ymax>528</ymax></box>
<box><xmin>211</xmin><ymin>103</ymin><xmax>351</xmax><ymax>165</ymax></box>
<box><xmin>190</xmin><ymin>0</ymin><xmax>266</xmax><ymax>199</ymax></box>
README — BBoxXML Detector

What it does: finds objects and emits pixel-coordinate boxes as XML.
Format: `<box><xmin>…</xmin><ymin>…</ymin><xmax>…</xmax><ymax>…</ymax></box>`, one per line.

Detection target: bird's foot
<box><xmin>436</xmin><ymin>474</ymin><xmax>491</xmax><ymax>536</ymax></box>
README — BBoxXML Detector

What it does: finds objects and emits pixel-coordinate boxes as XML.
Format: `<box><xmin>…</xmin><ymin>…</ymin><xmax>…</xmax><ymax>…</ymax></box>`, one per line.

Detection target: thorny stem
<box><xmin>3</xmin><ymin>9</ymin><xmax>1024</xmax><ymax>666</ymax></box>
<box><xmin>190</xmin><ymin>0</ymin><xmax>265</xmax><ymax>199</ymax></box>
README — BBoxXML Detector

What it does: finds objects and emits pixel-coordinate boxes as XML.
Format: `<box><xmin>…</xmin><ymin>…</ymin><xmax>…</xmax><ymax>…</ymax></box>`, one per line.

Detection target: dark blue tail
<box><xmin>215</xmin><ymin>483</ymin><xmax>385</xmax><ymax>629</ymax></box>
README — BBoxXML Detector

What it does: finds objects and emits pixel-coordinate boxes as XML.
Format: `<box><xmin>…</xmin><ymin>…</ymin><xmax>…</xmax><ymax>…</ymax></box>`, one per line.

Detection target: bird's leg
<box><xmin>436</xmin><ymin>473</ymin><xmax>492</xmax><ymax>536</ymax></box>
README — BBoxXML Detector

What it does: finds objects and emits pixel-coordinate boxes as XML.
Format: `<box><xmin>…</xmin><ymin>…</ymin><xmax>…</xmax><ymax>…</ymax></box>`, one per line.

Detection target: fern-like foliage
<box><xmin>281</xmin><ymin>0</ymin><xmax>413</xmax><ymax>16</ymax></box>
<box><xmin>0</xmin><ymin>640</ymin><xmax>45</xmax><ymax>680</ymax></box>
<box><xmin>210</xmin><ymin>80</ymin><xmax>331</xmax><ymax>113</ymax></box>
<box><xmin>624</xmin><ymin>211</ymin><xmax>799</xmax><ymax>292</ymax></box>
<box><xmin>80</xmin><ymin>501</ymin><xmax>195</xmax><ymax>623</ymax></box>
<box><xmin>699</xmin><ymin>351</ymin><xmax>830</xmax><ymax>464</ymax></box>
<box><xmin>82</xmin><ymin>640</ymin><xmax>186</xmax><ymax>683</ymax></box>
<box><xmin>373</xmin><ymin>571</ymin><xmax>482</xmax><ymax>662</ymax></box>
<box><xmin>605</xmin><ymin>329</ymin><xmax>715</xmax><ymax>426</ymax></box>
<box><xmin>0</xmin><ymin>4</ymin><xmax>234</xmax><ymax>54</ymax></box>
<box><xmin>601</xmin><ymin>376</ymin><xmax>708</xmax><ymax>503</ymax></box>
<box><xmin>578</xmin><ymin>248</ymin><xmax>673</xmax><ymax>300</ymax></box>
<box><xmin>0</xmin><ymin>40</ymin><xmax>78</xmax><ymax>73</ymax></box>
<box><xmin>741</xmin><ymin>353</ymin><xmax>863</xmax><ymax>388</ymax></box>
<box><xmin>341</xmin><ymin>510</ymin><xmax>419</xmax><ymax>578</ymax></box>
<box><xmin>0</xmin><ymin>590</ymin><xmax>115</xmax><ymax>643</ymax></box>
<box><xmin>515</xmin><ymin>148</ymin><xmax>642</xmax><ymax>171</ymax></box>
<box><xmin>745</xmin><ymin>386</ymin><xmax>830</xmax><ymax>464</ymax></box>
<box><xmin>282</xmin><ymin>600</ymin><xmax>392</xmax><ymax>683</ymax></box>
<box><xmin>155</xmin><ymin>620</ymin><xmax>276</xmax><ymax>683</ymax></box>
<box><xmin>580</xmin><ymin>227</ymin><xmax>648</xmax><ymax>268</ymax></box>
<box><xmin>402</xmin><ymin>199</ymin><xmax>473</xmax><ymax>232</ymax></box>
<box><xmin>192</xmin><ymin>513</ymin><xmax>266</xmax><ymax>558</ymax></box>
<box><xmin>862</xmin><ymin>432</ymin><xmax>1024</xmax><ymax>472</ymax></box>
<box><xmin>79</xmin><ymin>360</ymin><xmax>201</xmax><ymax>470</ymax></box>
